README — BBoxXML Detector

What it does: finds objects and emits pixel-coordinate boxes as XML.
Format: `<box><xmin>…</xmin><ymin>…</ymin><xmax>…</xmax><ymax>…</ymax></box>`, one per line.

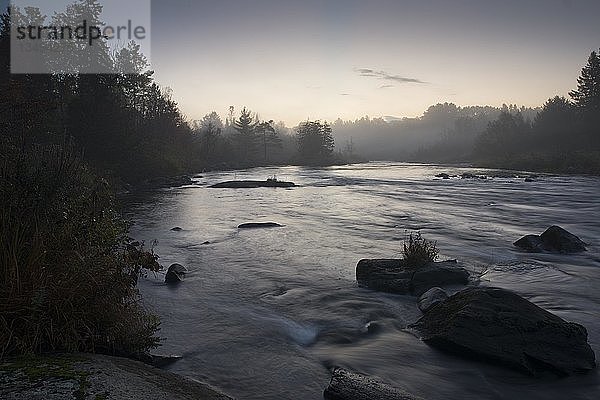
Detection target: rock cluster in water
<box><xmin>356</xmin><ymin>259</ymin><xmax>470</xmax><ymax>296</ymax></box>
<box><xmin>514</xmin><ymin>225</ymin><xmax>587</xmax><ymax>253</ymax></box>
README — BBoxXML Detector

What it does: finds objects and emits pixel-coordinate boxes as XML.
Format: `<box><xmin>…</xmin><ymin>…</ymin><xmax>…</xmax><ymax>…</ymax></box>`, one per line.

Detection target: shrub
<box><xmin>0</xmin><ymin>138</ymin><xmax>161</xmax><ymax>358</ymax></box>
<box><xmin>402</xmin><ymin>232</ymin><xmax>439</xmax><ymax>268</ymax></box>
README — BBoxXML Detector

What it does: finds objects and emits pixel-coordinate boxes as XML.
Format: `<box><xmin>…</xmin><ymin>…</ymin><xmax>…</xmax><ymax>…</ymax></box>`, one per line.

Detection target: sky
<box><xmin>5</xmin><ymin>0</ymin><xmax>600</xmax><ymax>125</ymax></box>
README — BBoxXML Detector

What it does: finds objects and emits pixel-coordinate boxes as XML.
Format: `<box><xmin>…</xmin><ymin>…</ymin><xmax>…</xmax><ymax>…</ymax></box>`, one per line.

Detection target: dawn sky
<box><xmin>148</xmin><ymin>0</ymin><xmax>600</xmax><ymax>125</ymax></box>
<box><xmin>4</xmin><ymin>0</ymin><xmax>600</xmax><ymax>124</ymax></box>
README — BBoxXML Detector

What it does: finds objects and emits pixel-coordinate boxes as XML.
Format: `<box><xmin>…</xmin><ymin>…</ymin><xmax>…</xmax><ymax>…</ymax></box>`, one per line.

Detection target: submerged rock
<box><xmin>417</xmin><ymin>287</ymin><xmax>448</xmax><ymax>313</ymax></box>
<box><xmin>411</xmin><ymin>287</ymin><xmax>596</xmax><ymax>376</ymax></box>
<box><xmin>324</xmin><ymin>368</ymin><xmax>424</xmax><ymax>400</ymax></box>
<box><xmin>356</xmin><ymin>259</ymin><xmax>470</xmax><ymax>296</ymax></box>
<box><xmin>209</xmin><ymin>180</ymin><xmax>295</xmax><ymax>188</ymax></box>
<box><xmin>514</xmin><ymin>226</ymin><xmax>586</xmax><ymax>253</ymax></box>
<box><xmin>165</xmin><ymin>263</ymin><xmax>187</xmax><ymax>283</ymax></box>
<box><xmin>435</xmin><ymin>173</ymin><xmax>451</xmax><ymax>179</ymax></box>
<box><xmin>238</xmin><ymin>222</ymin><xmax>283</xmax><ymax>229</ymax></box>
<box><xmin>171</xmin><ymin>227</ymin><xmax>183</xmax><ymax>232</ymax></box>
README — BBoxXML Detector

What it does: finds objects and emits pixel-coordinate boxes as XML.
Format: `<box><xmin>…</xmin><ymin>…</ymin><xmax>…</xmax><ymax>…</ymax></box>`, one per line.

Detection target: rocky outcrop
<box><xmin>356</xmin><ymin>259</ymin><xmax>470</xmax><ymax>296</ymax></box>
<box><xmin>514</xmin><ymin>226</ymin><xmax>587</xmax><ymax>253</ymax></box>
<box><xmin>417</xmin><ymin>287</ymin><xmax>448</xmax><ymax>313</ymax></box>
<box><xmin>411</xmin><ymin>287</ymin><xmax>596</xmax><ymax>376</ymax></box>
<box><xmin>324</xmin><ymin>368</ymin><xmax>424</xmax><ymax>400</ymax></box>
<box><xmin>165</xmin><ymin>263</ymin><xmax>187</xmax><ymax>283</ymax></box>
<box><xmin>209</xmin><ymin>180</ymin><xmax>295</xmax><ymax>189</ymax></box>
<box><xmin>0</xmin><ymin>354</ymin><xmax>232</xmax><ymax>400</ymax></box>
<box><xmin>238</xmin><ymin>222</ymin><xmax>283</xmax><ymax>229</ymax></box>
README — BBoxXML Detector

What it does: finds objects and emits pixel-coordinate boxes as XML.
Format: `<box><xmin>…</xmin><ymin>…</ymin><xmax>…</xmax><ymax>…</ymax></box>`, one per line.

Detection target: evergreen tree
<box><xmin>256</xmin><ymin>120</ymin><xmax>282</xmax><ymax>162</ymax></box>
<box><xmin>569</xmin><ymin>50</ymin><xmax>600</xmax><ymax>113</ymax></box>
<box><xmin>233</xmin><ymin>107</ymin><xmax>258</xmax><ymax>163</ymax></box>
<box><xmin>296</xmin><ymin>120</ymin><xmax>335</xmax><ymax>164</ymax></box>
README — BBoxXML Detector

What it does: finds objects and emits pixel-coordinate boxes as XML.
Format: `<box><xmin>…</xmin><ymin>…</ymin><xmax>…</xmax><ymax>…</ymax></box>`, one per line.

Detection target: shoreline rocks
<box><xmin>410</xmin><ymin>287</ymin><xmax>596</xmax><ymax>376</ymax></box>
<box><xmin>324</xmin><ymin>368</ymin><xmax>424</xmax><ymax>400</ymax></box>
<box><xmin>356</xmin><ymin>259</ymin><xmax>470</xmax><ymax>296</ymax></box>
<box><xmin>514</xmin><ymin>226</ymin><xmax>587</xmax><ymax>253</ymax></box>
<box><xmin>0</xmin><ymin>353</ymin><xmax>232</xmax><ymax>400</ymax></box>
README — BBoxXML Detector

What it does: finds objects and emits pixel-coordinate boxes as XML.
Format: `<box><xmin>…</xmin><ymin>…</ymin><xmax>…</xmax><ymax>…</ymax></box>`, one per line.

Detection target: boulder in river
<box><xmin>165</xmin><ymin>263</ymin><xmax>187</xmax><ymax>283</ymax></box>
<box><xmin>171</xmin><ymin>227</ymin><xmax>183</xmax><ymax>232</ymax></box>
<box><xmin>514</xmin><ymin>225</ymin><xmax>586</xmax><ymax>253</ymax></box>
<box><xmin>417</xmin><ymin>287</ymin><xmax>448</xmax><ymax>313</ymax></box>
<box><xmin>411</xmin><ymin>287</ymin><xmax>596</xmax><ymax>376</ymax></box>
<box><xmin>356</xmin><ymin>259</ymin><xmax>470</xmax><ymax>296</ymax></box>
<box><xmin>238</xmin><ymin>222</ymin><xmax>283</xmax><ymax>229</ymax></box>
<box><xmin>209</xmin><ymin>180</ymin><xmax>296</xmax><ymax>189</ymax></box>
<box><xmin>324</xmin><ymin>368</ymin><xmax>424</xmax><ymax>400</ymax></box>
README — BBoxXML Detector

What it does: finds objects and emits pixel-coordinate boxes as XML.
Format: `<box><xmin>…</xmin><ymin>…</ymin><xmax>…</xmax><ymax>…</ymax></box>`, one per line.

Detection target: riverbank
<box><xmin>0</xmin><ymin>354</ymin><xmax>233</xmax><ymax>400</ymax></box>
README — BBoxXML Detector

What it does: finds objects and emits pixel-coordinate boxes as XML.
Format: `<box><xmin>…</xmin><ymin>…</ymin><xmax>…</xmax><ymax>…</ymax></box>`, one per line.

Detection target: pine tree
<box><xmin>296</xmin><ymin>120</ymin><xmax>335</xmax><ymax>164</ymax></box>
<box><xmin>569</xmin><ymin>50</ymin><xmax>600</xmax><ymax>113</ymax></box>
<box><xmin>233</xmin><ymin>107</ymin><xmax>258</xmax><ymax>163</ymax></box>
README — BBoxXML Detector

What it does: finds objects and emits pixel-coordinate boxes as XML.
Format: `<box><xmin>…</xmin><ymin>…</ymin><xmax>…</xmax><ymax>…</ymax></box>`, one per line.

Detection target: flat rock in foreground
<box><xmin>324</xmin><ymin>368</ymin><xmax>424</xmax><ymax>400</ymax></box>
<box><xmin>209</xmin><ymin>180</ymin><xmax>295</xmax><ymax>189</ymax></box>
<box><xmin>356</xmin><ymin>259</ymin><xmax>470</xmax><ymax>296</ymax></box>
<box><xmin>411</xmin><ymin>287</ymin><xmax>596</xmax><ymax>376</ymax></box>
<box><xmin>0</xmin><ymin>353</ymin><xmax>232</xmax><ymax>400</ymax></box>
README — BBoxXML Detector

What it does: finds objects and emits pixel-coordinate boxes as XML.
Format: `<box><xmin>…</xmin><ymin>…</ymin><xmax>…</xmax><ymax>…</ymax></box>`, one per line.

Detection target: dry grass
<box><xmin>0</xmin><ymin>139</ymin><xmax>161</xmax><ymax>359</ymax></box>
<box><xmin>402</xmin><ymin>232</ymin><xmax>439</xmax><ymax>268</ymax></box>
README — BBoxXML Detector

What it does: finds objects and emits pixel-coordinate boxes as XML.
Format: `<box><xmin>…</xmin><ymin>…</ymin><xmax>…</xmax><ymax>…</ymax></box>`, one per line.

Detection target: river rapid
<box><xmin>126</xmin><ymin>162</ymin><xmax>600</xmax><ymax>400</ymax></box>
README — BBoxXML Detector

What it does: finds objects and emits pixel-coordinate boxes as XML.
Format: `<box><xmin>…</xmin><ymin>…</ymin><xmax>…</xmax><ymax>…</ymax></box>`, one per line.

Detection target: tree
<box><xmin>233</xmin><ymin>107</ymin><xmax>258</xmax><ymax>163</ymax></box>
<box><xmin>569</xmin><ymin>50</ymin><xmax>600</xmax><ymax>113</ymax></box>
<box><xmin>296</xmin><ymin>120</ymin><xmax>335</xmax><ymax>164</ymax></box>
<box><xmin>256</xmin><ymin>120</ymin><xmax>282</xmax><ymax>162</ymax></box>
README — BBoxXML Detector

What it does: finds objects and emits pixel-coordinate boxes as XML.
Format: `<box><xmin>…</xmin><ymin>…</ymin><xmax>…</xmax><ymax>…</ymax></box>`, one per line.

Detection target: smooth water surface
<box><xmin>127</xmin><ymin>162</ymin><xmax>600</xmax><ymax>399</ymax></box>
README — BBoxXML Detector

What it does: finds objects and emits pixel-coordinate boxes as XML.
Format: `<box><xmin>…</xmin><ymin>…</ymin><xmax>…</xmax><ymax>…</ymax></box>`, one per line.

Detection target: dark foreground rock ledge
<box><xmin>514</xmin><ymin>225</ymin><xmax>587</xmax><ymax>253</ymax></box>
<box><xmin>356</xmin><ymin>259</ymin><xmax>470</xmax><ymax>296</ymax></box>
<box><xmin>410</xmin><ymin>287</ymin><xmax>596</xmax><ymax>376</ymax></box>
<box><xmin>0</xmin><ymin>353</ymin><xmax>233</xmax><ymax>400</ymax></box>
<box><xmin>324</xmin><ymin>368</ymin><xmax>424</xmax><ymax>400</ymax></box>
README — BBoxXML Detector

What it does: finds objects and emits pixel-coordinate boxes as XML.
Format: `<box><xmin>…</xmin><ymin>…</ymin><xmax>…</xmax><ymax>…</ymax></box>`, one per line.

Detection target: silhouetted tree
<box><xmin>296</xmin><ymin>121</ymin><xmax>335</xmax><ymax>164</ymax></box>
<box><xmin>233</xmin><ymin>107</ymin><xmax>258</xmax><ymax>163</ymax></box>
<box><xmin>570</xmin><ymin>51</ymin><xmax>600</xmax><ymax>113</ymax></box>
<box><xmin>256</xmin><ymin>120</ymin><xmax>282</xmax><ymax>162</ymax></box>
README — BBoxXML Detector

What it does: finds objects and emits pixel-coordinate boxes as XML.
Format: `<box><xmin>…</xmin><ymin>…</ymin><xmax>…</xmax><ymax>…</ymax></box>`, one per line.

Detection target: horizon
<box><xmin>3</xmin><ymin>0</ymin><xmax>600</xmax><ymax>125</ymax></box>
<box><xmin>149</xmin><ymin>0</ymin><xmax>600</xmax><ymax>125</ymax></box>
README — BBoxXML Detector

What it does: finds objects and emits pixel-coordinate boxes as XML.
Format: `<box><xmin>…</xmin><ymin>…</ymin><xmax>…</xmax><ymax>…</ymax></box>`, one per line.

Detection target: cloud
<box><xmin>340</xmin><ymin>93</ymin><xmax>351</xmax><ymax>96</ymax></box>
<box><xmin>356</xmin><ymin>68</ymin><xmax>427</xmax><ymax>84</ymax></box>
<box><xmin>379</xmin><ymin>84</ymin><xmax>395</xmax><ymax>89</ymax></box>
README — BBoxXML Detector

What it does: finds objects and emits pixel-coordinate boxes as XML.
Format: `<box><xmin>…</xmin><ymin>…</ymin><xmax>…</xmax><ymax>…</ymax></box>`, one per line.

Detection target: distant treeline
<box><xmin>332</xmin><ymin>51</ymin><xmax>600</xmax><ymax>174</ymax></box>
<box><xmin>0</xmin><ymin>6</ymin><xmax>342</xmax><ymax>185</ymax></box>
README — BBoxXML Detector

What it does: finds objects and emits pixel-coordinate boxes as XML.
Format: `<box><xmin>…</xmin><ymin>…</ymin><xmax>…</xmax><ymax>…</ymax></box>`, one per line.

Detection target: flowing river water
<box><xmin>126</xmin><ymin>162</ymin><xmax>600</xmax><ymax>399</ymax></box>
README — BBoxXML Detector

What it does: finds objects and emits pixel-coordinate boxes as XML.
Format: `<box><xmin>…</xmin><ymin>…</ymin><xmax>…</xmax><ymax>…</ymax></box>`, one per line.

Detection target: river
<box><xmin>126</xmin><ymin>162</ymin><xmax>600</xmax><ymax>399</ymax></box>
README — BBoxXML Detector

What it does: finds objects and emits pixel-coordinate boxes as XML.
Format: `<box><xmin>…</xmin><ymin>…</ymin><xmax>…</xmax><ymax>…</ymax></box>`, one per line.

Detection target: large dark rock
<box><xmin>209</xmin><ymin>180</ymin><xmax>295</xmax><ymax>188</ymax></box>
<box><xmin>356</xmin><ymin>259</ymin><xmax>470</xmax><ymax>296</ymax></box>
<box><xmin>238</xmin><ymin>222</ymin><xmax>283</xmax><ymax>229</ymax></box>
<box><xmin>417</xmin><ymin>287</ymin><xmax>448</xmax><ymax>313</ymax></box>
<box><xmin>411</xmin><ymin>287</ymin><xmax>596</xmax><ymax>376</ymax></box>
<box><xmin>514</xmin><ymin>226</ymin><xmax>586</xmax><ymax>254</ymax></box>
<box><xmin>165</xmin><ymin>263</ymin><xmax>187</xmax><ymax>283</ymax></box>
<box><xmin>324</xmin><ymin>368</ymin><xmax>424</xmax><ymax>400</ymax></box>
